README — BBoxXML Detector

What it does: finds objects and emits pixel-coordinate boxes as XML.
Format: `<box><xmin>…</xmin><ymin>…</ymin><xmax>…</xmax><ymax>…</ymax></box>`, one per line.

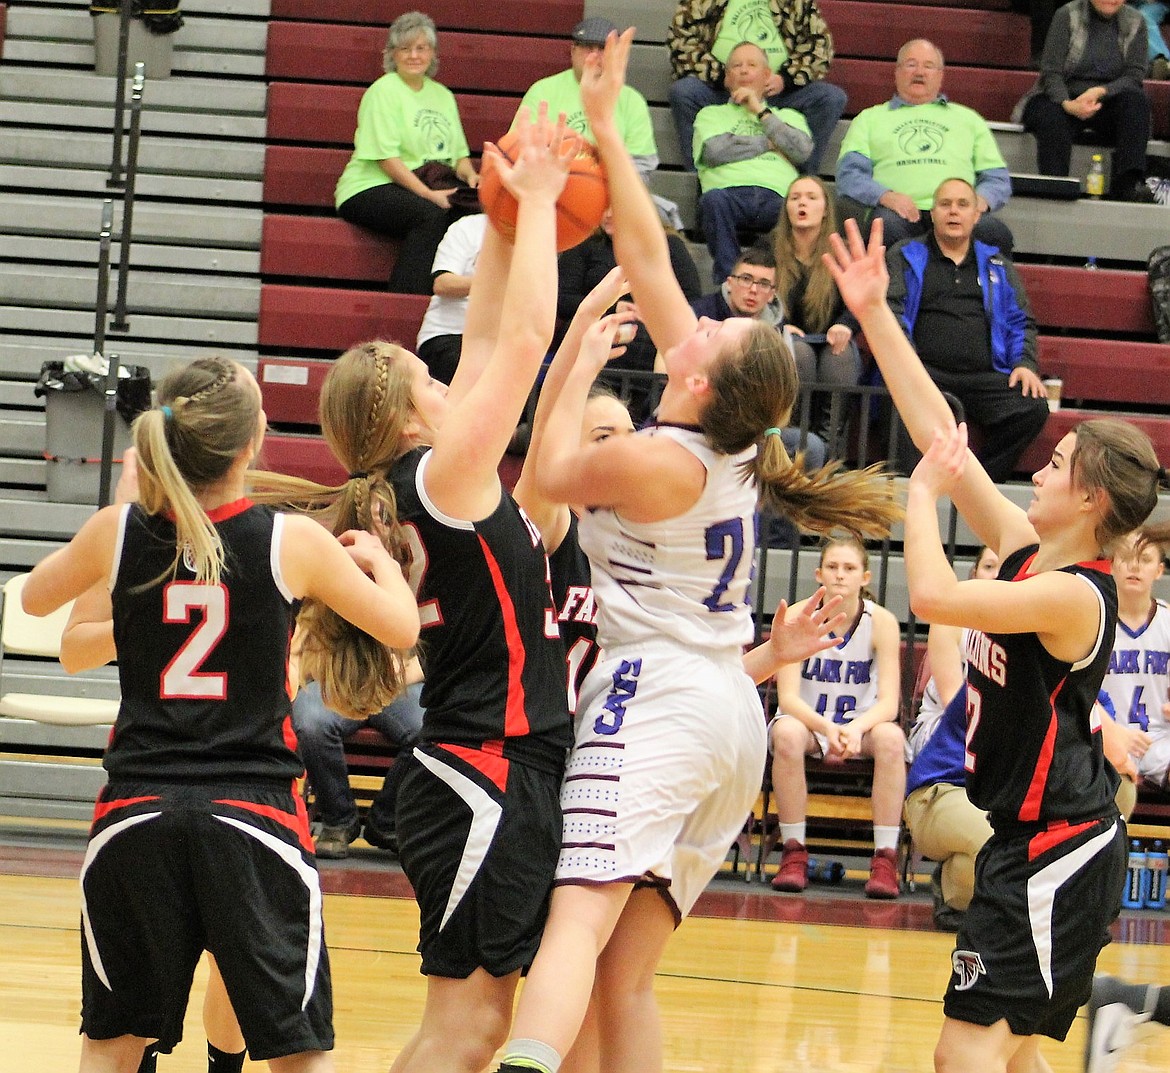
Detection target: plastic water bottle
<box><xmin>806</xmin><ymin>858</ymin><xmax>846</xmax><ymax>884</ymax></box>
<box><xmin>1123</xmin><ymin>840</ymin><xmax>1149</xmax><ymax>909</ymax></box>
<box><xmin>1086</xmin><ymin>154</ymin><xmax>1105</xmax><ymax>198</ymax></box>
<box><xmin>1146</xmin><ymin>840</ymin><xmax>1168</xmax><ymax>909</ymax></box>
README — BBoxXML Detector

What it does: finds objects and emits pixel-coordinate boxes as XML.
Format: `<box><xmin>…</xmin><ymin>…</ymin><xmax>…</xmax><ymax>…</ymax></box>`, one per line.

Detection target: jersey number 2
<box><xmin>703</xmin><ymin>518</ymin><xmax>745</xmax><ymax>613</ymax></box>
<box><xmin>160</xmin><ymin>582</ymin><xmax>228</xmax><ymax>700</ymax></box>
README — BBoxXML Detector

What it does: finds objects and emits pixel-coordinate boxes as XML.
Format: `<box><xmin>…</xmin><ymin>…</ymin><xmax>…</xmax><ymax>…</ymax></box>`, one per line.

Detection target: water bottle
<box><xmin>806</xmin><ymin>858</ymin><xmax>846</xmax><ymax>884</ymax></box>
<box><xmin>1086</xmin><ymin>154</ymin><xmax>1105</xmax><ymax>198</ymax></box>
<box><xmin>1122</xmin><ymin>840</ymin><xmax>1149</xmax><ymax>909</ymax></box>
<box><xmin>1146</xmin><ymin>840</ymin><xmax>1168</xmax><ymax>910</ymax></box>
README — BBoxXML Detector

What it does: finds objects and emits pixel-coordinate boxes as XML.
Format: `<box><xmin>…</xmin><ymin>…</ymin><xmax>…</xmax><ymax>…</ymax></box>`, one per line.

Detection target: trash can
<box><xmin>91</xmin><ymin>2</ymin><xmax>184</xmax><ymax>80</ymax></box>
<box><xmin>35</xmin><ymin>360</ymin><xmax>152</xmax><ymax>504</ymax></box>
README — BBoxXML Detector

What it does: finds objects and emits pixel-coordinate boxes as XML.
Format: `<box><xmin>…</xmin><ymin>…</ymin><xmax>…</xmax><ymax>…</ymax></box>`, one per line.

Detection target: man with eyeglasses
<box><xmin>690</xmin><ymin>246</ymin><xmax>828</xmax><ymax>474</ymax></box>
<box><xmin>836</xmin><ymin>38</ymin><xmax>1016</xmax><ymax>253</ymax></box>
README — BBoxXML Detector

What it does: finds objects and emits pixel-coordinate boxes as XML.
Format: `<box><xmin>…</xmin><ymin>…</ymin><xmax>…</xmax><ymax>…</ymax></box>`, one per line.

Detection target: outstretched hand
<box><xmin>579</xmin><ymin>264</ymin><xmax>630</xmax><ymax>320</ymax></box>
<box><xmin>911</xmin><ymin>423</ymin><xmax>969</xmax><ymax>499</ymax></box>
<box><xmin>823</xmin><ymin>217</ymin><xmax>889</xmax><ymax>319</ymax></box>
<box><xmin>579</xmin><ymin>27</ymin><xmax>635</xmax><ymax>128</ymax></box>
<box><xmin>576</xmin><ymin>309</ymin><xmax>640</xmax><ymax>376</ymax></box>
<box><xmin>768</xmin><ymin>587</ymin><xmax>847</xmax><ymax>666</ymax></box>
<box><xmin>484</xmin><ymin>103</ymin><xmax>574</xmax><ymax>204</ymax></box>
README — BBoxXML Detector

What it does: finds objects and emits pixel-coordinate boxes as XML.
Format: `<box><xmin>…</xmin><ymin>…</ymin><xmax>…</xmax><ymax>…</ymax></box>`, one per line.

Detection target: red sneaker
<box><xmin>771</xmin><ymin>839</ymin><xmax>809</xmax><ymax>892</ymax></box>
<box><xmin>865</xmin><ymin>847</ymin><xmax>900</xmax><ymax>899</ymax></box>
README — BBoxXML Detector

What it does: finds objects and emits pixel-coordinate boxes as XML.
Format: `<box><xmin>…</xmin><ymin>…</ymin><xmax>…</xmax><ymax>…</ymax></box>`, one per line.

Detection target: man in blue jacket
<box><xmin>885</xmin><ymin>177</ymin><xmax>1049</xmax><ymax>481</ymax></box>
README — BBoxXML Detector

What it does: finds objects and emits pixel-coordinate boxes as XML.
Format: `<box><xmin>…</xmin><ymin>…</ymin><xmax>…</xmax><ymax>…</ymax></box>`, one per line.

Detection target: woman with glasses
<box><xmin>335</xmin><ymin>11</ymin><xmax>480</xmax><ymax>294</ymax></box>
<box><xmin>770</xmin><ymin>175</ymin><xmax>862</xmax><ymax>443</ymax></box>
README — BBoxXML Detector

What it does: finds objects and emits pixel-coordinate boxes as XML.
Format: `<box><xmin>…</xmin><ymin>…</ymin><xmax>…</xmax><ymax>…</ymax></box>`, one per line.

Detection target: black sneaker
<box><xmin>930</xmin><ymin>863</ymin><xmax>965</xmax><ymax>932</ymax></box>
<box><xmin>312</xmin><ymin>818</ymin><xmax>361</xmax><ymax>859</ymax></box>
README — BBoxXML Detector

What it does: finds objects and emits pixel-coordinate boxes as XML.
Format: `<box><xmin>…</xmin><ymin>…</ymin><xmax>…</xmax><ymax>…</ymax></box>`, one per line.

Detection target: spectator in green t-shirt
<box><xmin>836</xmin><ymin>39</ymin><xmax>1016</xmax><ymax>254</ymax></box>
<box><xmin>694</xmin><ymin>41</ymin><xmax>813</xmax><ymax>282</ymax></box>
<box><xmin>334</xmin><ymin>12</ymin><xmax>480</xmax><ymax>295</ymax></box>
<box><xmin>517</xmin><ymin>17</ymin><xmax>659</xmax><ymax>181</ymax></box>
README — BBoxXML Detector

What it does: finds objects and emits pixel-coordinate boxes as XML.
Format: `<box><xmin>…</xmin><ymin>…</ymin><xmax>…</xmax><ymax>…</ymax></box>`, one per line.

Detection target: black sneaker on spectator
<box><xmin>312</xmin><ymin>818</ymin><xmax>361</xmax><ymax>860</ymax></box>
<box><xmin>362</xmin><ymin>819</ymin><xmax>399</xmax><ymax>855</ymax></box>
<box><xmin>930</xmin><ymin>863</ymin><xmax>965</xmax><ymax>932</ymax></box>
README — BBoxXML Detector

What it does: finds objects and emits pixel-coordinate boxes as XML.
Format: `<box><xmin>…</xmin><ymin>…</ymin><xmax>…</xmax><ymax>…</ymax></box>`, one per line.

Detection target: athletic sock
<box><xmin>873</xmin><ymin>826</ymin><xmax>900</xmax><ymax>853</ymax></box>
<box><xmin>779</xmin><ymin>822</ymin><xmax>806</xmax><ymax>846</ymax></box>
<box><xmin>136</xmin><ymin>1048</ymin><xmax>159</xmax><ymax>1073</ymax></box>
<box><xmin>208</xmin><ymin>1042</ymin><xmax>246</xmax><ymax>1073</ymax></box>
<box><xmin>500</xmin><ymin>1038</ymin><xmax>562</xmax><ymax>1073</ymax></box>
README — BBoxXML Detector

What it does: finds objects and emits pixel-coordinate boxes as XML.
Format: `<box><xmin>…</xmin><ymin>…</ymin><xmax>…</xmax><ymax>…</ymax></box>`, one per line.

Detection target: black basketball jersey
<box><xmin>964</xmin><ymin>545</ymin><xmax>1119</xmax><ymax>829</ymax></box>
<box><xmin>106</xmin><ymin>501</ymin><xmax>301</xmax><ymax>784</ymax></box>
<box><xmin>548</xmin><ymin>513</ymin><xmax>598</xmax><ymax>716</ymax></box>
<box><xmin>392</xmin><ymin>449</ymin><xmax>572</xmax><ymax>774</ymax></box>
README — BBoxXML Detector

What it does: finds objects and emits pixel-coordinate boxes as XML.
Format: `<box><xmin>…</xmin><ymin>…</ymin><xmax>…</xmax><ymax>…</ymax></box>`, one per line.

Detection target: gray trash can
<box><xmin>92</xmin><ymin>11</ymin><xmax>177</xmax><ymax>79</ymax></box>
<box><xmin>35</xmin><ymin>361</ymin><xmax>152</xmax><ymax>504</ymax></box>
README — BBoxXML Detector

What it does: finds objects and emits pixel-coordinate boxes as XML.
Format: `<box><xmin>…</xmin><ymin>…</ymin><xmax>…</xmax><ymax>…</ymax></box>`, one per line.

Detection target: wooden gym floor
<box><xmin>2</xmin><ymin>830</ymin><xmax>1168</xmax><ymax>1073</ymax></box>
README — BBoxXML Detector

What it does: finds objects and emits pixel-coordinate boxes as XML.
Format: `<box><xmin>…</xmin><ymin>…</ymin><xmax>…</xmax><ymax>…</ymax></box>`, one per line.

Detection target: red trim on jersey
<box><xmin>1019</xmin><ymin>678</ymin><xmax>1066</xmax><ymax>822</ymax></box>
<box><xmin>1012</xmin><ymin>553</ymin><xmax>1112</xmax><ymax>581</ymax></box>
<box><xmin>438</xmin><ymin>742</ymin><xmax>510</xmax><ymax>792</ymax></box>
<box><xmin>1028</xmin><ymin>818</ymin><xmax>1097</xmax><ymax>861</ymax></box>
<box><xmin>477</xmin><ymin>532</ymin><xmax>530</xmax><ymax>739</ymax></box>
<box><xmin>91</xmin><ymin>793</ymin><xmax>161</xmax><ymax>825</ymax></box>
<box><xmin>162</xmin><ymin>498</ymin><xmax>253</xmax><ymax>525</ymax></box>
<box><xmin>282</xmin><ymin>714</ymin><xmax>299</xmax><ymax>755</ymax></box>
<box><xmin>214</xmin><ymin>796</ymin><xmax>315</xmax><ymax>854</ymax></box>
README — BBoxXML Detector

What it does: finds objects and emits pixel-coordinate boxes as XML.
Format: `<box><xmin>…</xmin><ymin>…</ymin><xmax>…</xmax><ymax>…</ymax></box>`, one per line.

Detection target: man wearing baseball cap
<box><xmin>516</xmin><ymin>16</ymin><xmax>659</xmax><ymax>179</ymax></box>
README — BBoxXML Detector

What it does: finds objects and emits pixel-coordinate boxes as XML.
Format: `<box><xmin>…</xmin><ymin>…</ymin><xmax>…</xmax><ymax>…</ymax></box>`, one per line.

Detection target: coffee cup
<box><xmin>1043</xmin><ymin>377</ymin><xmax>1062</xmax><ymax>412</ymax></box>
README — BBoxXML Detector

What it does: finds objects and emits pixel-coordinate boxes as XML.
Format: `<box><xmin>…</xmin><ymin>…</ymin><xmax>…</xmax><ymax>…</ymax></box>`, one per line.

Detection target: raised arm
<box><xmin>425</xmin><ymin>110</ymin><xmax>570</xmax><ymax>521</ymax></box>
<box><xmin>580</xmin><ymin>30</ymin><xmax>698</xmax><ymax>355</ymax></box>
<box><xmin>825</xmin><ymin>219</ymin><xmax>1036</xmax><ymax>561</ymax></box>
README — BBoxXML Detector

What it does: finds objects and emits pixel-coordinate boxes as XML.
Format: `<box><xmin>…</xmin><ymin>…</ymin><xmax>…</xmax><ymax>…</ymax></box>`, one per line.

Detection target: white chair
<box><xmin>0</xmin><ymin>573</ymin><xmax>119</xmax><ymax>725</ymax></box>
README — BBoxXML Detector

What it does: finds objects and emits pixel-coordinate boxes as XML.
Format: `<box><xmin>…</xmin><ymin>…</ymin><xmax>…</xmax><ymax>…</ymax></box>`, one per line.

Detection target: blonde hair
<box><xmin>134</xmin><ymin>358</ymin><xmax>259</xmax><ymax>587</ymax></box>
<box><xmin>818</xmin><ymin>531</ymin><xmax>877</xmax><ymax>602</ymax></box>
<box><xmin>251</xmin><ymin>341</ymin><xmax>418</xmax><ymax>718</ymax></box>
<box><xmin>701</xmin><ymin>322</ymin><xmax>902</xmax><ymax>539</ymax></box>
<box><xmin>771</xmin><ymin>176</ymin><xmax>840</xmax><ymax>333</ymax></box>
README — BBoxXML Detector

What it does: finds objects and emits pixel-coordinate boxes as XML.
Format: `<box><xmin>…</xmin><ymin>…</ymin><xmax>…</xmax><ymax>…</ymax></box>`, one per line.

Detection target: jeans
<box><xmin>698</xmin><ymin>185</ymin><xmax>784</xmax><ymax>283</ymax></box>
<box><xmin>669</xmin><ymin>75</ymin><xmax>847</xmax><ymax>175</ymax></box>
<box><xmin>292</xmin><ymin>679</ymin><xmax>425</xmax><ymax>831</ymax></box>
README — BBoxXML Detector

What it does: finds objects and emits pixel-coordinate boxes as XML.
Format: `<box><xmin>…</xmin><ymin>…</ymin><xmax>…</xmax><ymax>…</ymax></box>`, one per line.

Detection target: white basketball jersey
<box><xmin>577</xmin><ymin>425</ymin><xmax>757</xmax><ymax>655</ymax></box>
<box><xmin>795</xmin><ymin>599</ymin><xmax>880</xmax><ymax>724</ymax></box>
<box><xmin>1100</xmin><ymin>599</ymin><xmax>1170</xmax><ymax>735</ymax></box>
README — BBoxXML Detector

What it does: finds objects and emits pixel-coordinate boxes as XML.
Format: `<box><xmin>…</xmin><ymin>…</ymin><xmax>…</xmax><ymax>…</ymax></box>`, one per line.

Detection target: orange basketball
<box><xmin>477</xmin><ymin>128</ymin><xmax>609</xmax><ymax>253</ymax></box>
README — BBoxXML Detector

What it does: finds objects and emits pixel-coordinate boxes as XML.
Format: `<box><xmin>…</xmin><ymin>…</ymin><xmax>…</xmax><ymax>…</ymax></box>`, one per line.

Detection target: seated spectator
<box><xmin>885</xmin><ymin>178</ymin><xmax>1049</xmax><ymax>482</ymax></box>
<box><xmin>770</xmin><ymin>176</ymin><xmax>862</xmax><ymax>444</ymax></box>
<box><xmin>294</xmin><ymin>659</ymin><xmax>426</xmax><ymax>859</ymax></box>
<box><xmin>836</xmin><ymin>39</ymin><xmax>1015</xmax><ymax>253</ymax></box>
<box><xmin>689</xmin><ymin>246</ymin><xmax>827</xmax><ymax>470</ymax></box>
<box><xmin>903</xmin><ymin>546</ymin><xmax>999</xmax><ymax>931</ymax></box>
<box><xmin>768</xmin><ymin>533</ymin><xmax>904</xmax><ymax>899</ymax></box>
<box><xmin>694</xmin><ymin>41</ymin><xmax>813</xmax><ymax>283</ymax></box>
<box><xmin>1131</xmin><ymin>0</ymin><xmax>1170</xmax><ymax>78</ymax></box>
<box><xmin>416</xmin><ymin>213</ymin><xmax>488</xmax><ymax>385</ymax></box>
<box><xmin>1015</xmin><ymin>0</ymin><xmax>1157</xmax><ymax>202</ymax></box>
<box><xmin>518</xmin><ymin>17</ymin><xmax>658</xmax><ymax>180</ymax></box>
<box><xmin>1097</xmin><ymin>530</ymin><xmax>1168</xmax><ymax>789</ymax></box>
<box><xmin>667</xmin><ymin>0</ymin><xmax>847</xmax><ymax>176</ymax></box>
<box><xmin>334</xmin><ymin>12</ymin><xmax>480</xmax><ymax>295</ymax></box>
<box><xmin>557</xmin><ymin>208</ymin><xmax>701</xmax><ymax>423</ymax></box>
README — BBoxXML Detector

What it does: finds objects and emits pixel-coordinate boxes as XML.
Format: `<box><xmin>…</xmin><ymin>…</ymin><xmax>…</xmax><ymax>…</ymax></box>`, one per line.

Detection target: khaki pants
<box><xmin>904</xmin><ymin>778</ymin><xmax>1138</xmax><ymax>912</ymax></box>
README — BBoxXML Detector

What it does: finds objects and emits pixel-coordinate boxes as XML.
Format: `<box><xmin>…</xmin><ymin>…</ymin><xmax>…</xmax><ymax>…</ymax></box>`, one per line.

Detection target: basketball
<box><xmin>477</xmin><ymin>128</ymin><xmax>609</xmax><ymax>253</ymax></box>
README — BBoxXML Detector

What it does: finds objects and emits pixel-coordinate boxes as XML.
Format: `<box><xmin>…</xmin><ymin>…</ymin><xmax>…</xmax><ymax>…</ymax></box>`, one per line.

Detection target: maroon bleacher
<box><xmin>259</xmin><ymin>285</ymin><xmax>428</xmax><ymax>352</ymax></box>
<box><xmin>821</xmin><ymin>1</ymin><xmax>1031</xmax><ymax>68</ymax></box>
<box><xmin>268</xmin><ymin>0</ymin><xmax>581</xmax><ymax>34</ymax></box>
<box><xmin>263</xmin><ymin>146</ymin><xmax>348</xmax><ymax>208</ymax></box>
<box><xmin>0</xmin><ymin>5</ymin><xmax>7</xmax><ymax>61</ymax></box>
<box><xmin>1039</xmin><ymin>339</ymin><xmax>1170</xmax><ymax>406</ymax></box>
<box><xmin>1019</xmin><ymin>265</ymin><xmax>1156</xmax><ymax>337</ymax></box>
<box><xmin>261</xmin><ymin>215</ymin><xmax>395</xmax><ymax>283</ymax></box>
<box><xmin>258</xmin><ymin>432</ymin><xmax>347</xmax><ymax>485</ymax></box>
<box><xmin>265</xmin><ymin>22</ymin><xmax>565</xmax><ymax>91</ymax></box>
<box><xmin>258</xmin><ymin>358</ymin><xmax>332</xmax><ymax>425</ymax></box>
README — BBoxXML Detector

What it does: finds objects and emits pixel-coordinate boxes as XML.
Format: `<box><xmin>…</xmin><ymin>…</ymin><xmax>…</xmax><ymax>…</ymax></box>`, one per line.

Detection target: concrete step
<box><xmin>2</xmin><ymin>305</ymin><xmax>260</xmax><ymax>347</ymax></box>
<box><xmin>2</xmin><ymin>234</ymin><xmax>261</xmax><ymax>275</ymax></box>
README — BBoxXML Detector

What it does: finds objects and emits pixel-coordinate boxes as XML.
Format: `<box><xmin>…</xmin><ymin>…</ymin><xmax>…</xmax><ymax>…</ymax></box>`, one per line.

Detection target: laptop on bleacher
<box><xmin>1009</xmin><ymin>173</ymin><xmax>1083</xmax><ymax>200</ymax></box>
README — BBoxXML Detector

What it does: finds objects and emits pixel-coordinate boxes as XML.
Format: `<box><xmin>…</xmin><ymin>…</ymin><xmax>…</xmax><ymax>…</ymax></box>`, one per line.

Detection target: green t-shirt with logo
<box><xmin>517</xmin><ymin>68</ymin><xmax>656</xmax><ymax>156</ymax></box>
<box><xmin>711</xmin><ymin>0</ymin><xmax>787</xmax><ymax>71</ymax></box>
<box><xmin>839</xmin><ymin>99</ymin><xmax>1006</xmax><ymax>209</ymax></box>
<box><xmin>335</xmin><ymin>73</ymin><xmax>471</xmax><ymax>208</ymax></box>
<box><xmin>693</xmin><ymin>103</ymin><xmax>809</xmax><ymax>196</ymax></box>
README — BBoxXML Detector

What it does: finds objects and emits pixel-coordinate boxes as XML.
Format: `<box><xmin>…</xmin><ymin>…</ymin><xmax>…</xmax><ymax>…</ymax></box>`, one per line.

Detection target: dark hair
<box><xmin>134</xmin><ymin>357</ymin><xmax>259</xmax><ymax>586</ymax></box>
<box><xmin>735</xmin><ymin>245</ymin><xmax>776</xmax><ymax>273</ymax></box>
<box><xmin>701</xmin><ymin>322</ymin><xmax>902</xmax><ymax>539</ymax></box>
<box><xmin>250</xmin><ymin>341</ymin><xmax>417</xmax><ymax>717</ymax></box>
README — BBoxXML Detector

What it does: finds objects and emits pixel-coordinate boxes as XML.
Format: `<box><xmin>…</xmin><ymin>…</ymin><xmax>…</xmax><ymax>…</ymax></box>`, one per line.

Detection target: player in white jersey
<box><xmin>492</xmin><ymin>30</ymin><xmax>902</xmax><ymax>1073</ymax></box>
<box><xmin>1098</xmin><ymin>531</ymin><xmax>1170</xmax><ymax>788</ymax></box>
<box><xmin>770</xmin><ymin>534</ymin><xmax>905</xmax><ymax>898</ymax></box>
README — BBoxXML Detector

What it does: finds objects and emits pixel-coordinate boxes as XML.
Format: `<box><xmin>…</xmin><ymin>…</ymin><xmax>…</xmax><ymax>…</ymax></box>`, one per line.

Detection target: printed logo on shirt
<box><xmin>951</xmin><ymin>949</ymin><xmax>987</xmax><ymax>991</ymax></box>
<box><xmin>414</xmin><ymin>108</ymin><xmax>456</xmax><ymax>156</ymax></box>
